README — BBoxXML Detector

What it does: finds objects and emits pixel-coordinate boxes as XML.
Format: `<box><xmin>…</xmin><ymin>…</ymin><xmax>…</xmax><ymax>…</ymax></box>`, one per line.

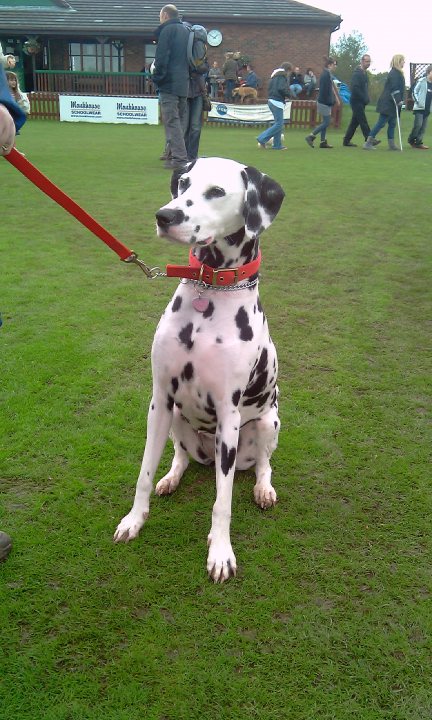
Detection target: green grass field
<box><xmin>1</xmin><ymin>113</ymin><xmax>431</xmax><ymax>720</ymax></box>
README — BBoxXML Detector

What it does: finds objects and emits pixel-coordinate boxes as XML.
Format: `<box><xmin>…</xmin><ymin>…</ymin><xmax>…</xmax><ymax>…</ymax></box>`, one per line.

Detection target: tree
<box><xmin>330</xmin><ymin>31</ymin><xmax>367</xmax><ymax>85</ymax></box>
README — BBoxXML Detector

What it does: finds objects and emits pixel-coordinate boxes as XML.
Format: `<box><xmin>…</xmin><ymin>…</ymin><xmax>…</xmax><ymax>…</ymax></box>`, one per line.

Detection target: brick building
<box><xmin>0</xmin><ymin>0</ymin><xmax>341</xmax><ymax>93</ymax></box>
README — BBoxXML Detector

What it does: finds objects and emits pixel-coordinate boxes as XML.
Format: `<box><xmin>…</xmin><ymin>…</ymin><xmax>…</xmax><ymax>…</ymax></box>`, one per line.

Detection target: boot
<box><xmin>305</xmin><ymin>134</ymin><xmax>315</xmax><ymax>148</ymax></box>
<box><xmin>363</xmin><ymin>136</ymin><xmax>376</xmax><ymax>150</ymax></box>
<box><xmin>388</xmin><ymin>139</ymin><xmax>400</xmax><ymax>151</ymax></box>
<box><xmin>320</xmin><ymin>140</ymin><xmax>333</xmax><ymax>148</ymax></box>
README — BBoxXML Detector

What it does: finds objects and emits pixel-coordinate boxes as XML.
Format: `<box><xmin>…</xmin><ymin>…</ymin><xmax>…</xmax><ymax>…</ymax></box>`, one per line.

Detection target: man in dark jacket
<box><xmin>343</xmin><ymin>54</ymin><xmax>379</xmax><ymax>147</ymax></box>
<box><xmin>153</xmin><ymin>4</ymin><xmax>190</xmax><ymax>170</ymax></box>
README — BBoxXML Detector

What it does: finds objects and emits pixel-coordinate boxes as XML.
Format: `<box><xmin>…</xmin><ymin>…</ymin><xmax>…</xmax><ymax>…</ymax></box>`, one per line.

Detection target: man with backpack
<box><xmin>153</xmin><ymin>4</ymin><xmax>190</xmax><ymax>170</ymax></box>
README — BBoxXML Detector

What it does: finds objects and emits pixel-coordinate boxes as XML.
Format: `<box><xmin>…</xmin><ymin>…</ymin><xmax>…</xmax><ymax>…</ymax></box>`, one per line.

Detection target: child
<box><xmin>408</xmin><ymin>65</ymin><xmax>432</xmax><ymax>150</ymax></box>
<box><xmin>6</xmin><ymin>71</ymin><xmax>30</xmax><ymax>116</ymax></box>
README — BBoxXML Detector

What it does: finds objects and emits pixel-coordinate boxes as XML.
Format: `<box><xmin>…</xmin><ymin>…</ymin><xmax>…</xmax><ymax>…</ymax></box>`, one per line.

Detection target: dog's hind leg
<box><xmin>253</xmin><ymin>403</ymin><xmax>280</xmax><ymax>509</ymax></box>
<box><xmin>114</xmin><ymin>388</ymin><xmax>173</xmax><ymax>543</ymax></box>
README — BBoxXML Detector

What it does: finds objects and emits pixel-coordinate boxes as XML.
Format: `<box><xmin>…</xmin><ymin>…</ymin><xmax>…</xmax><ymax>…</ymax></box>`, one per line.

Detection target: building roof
<box><xmin>0</xmin><ymin>1</ymin><xmax>342</xmax><ymax>37</ymax></box>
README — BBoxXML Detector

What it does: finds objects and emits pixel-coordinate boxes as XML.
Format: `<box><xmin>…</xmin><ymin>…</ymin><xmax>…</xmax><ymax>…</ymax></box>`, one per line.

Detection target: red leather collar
<box><xmin>166</xmin><ymin>249</ymin><xmax>261</xmax><ymax>287</ymax></box>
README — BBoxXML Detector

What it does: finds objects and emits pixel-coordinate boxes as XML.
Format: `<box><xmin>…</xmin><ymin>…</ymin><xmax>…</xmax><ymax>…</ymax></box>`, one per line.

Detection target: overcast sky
<box><xmin>308</xmin><ymin>0</ymin><xmax>430</xmax><ymax>78</ymax></box>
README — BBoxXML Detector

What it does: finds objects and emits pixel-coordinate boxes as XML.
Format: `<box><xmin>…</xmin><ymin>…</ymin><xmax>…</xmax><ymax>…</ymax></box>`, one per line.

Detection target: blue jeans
<box><xmin>257</xmin><ymin>102</ymin><xmax>284</xmax><ymax>149</ymax></box>
<box><xmin>185</xmin><ymin>94</ymin><xmax>203</xmax><ymax>161</ymax></box>
<box><xmin>370</xmin><ymin>113</ymin><xmax>397</xmax><ymax>140</ymax></box>
<box><xmin>289</xmin><ymin>83</ymin><xmax>302</xmax><ymax>98</ymax></box>
<box><xmin>224</xmin><ymin>79</ymin><xmax>236</xmax><ymax>101</ymax></box>
<box><xmin>312</xmin><ymin>113</ymin><xmax>331</xmax><ymax>141</ymax></box>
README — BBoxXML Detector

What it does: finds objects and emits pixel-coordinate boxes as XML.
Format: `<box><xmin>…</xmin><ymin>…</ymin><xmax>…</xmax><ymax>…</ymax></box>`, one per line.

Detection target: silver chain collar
<box><xmin>180</xmin><ymin>276</ymin><xmax>259</xmax><ymax>292</ymax></box>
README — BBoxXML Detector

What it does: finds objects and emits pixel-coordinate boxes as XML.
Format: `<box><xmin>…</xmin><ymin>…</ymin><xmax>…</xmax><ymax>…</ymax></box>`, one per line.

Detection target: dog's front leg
<box><xmin>207</xmin><ymin>410</ymin><xmax>240</xmax><ymax>583</ymax></box>
<box><xmin>114</xmin><ymin>391</ymin><xmax>173</xmax><ymax>543</ymax></box>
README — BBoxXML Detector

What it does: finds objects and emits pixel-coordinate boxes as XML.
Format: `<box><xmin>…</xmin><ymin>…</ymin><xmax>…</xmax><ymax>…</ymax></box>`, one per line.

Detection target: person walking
<box><xmin>305</xmin><ymin>57</ymin><xmax>340</xmax><ymax>149</ymax></box>
<box><xmin>152</xmin><ymin>4</ymin><xmax>190</xmax><ymax>170</ymax></box>
<box><xmin>363</xmin><ymin>54</ymin><xmax>406</xmax><ymax>151</ymax></box>
<box><xmin>407</xmin><ymin>64</ymin><xmax>432</xmax><ymax>150</ymax></box>
<box><xmin>256</xmin><ymin>62</ymin><xmax>292</xmax><ymax>150</ymax></box>
<box><xmin>343</xmin><ymin>54</ymin><xmax>379</xmax><ymax>147</ymax></box>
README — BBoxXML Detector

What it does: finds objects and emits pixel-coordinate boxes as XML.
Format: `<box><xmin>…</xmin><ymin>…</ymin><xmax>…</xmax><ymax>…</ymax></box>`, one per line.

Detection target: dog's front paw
<box><xmin>254</xmin><ymin>483</ymin><xmax>277</xmax><ymax>509</ymax></box>
<box><xmin>113</xmin><ymin>511</ymin><xmax>149</xmax><ymax>543</ymax></box>
<box><xmin>207</xmin><ymin>535</ymin><xmax>237</xmax><ymax>583</ymax></box>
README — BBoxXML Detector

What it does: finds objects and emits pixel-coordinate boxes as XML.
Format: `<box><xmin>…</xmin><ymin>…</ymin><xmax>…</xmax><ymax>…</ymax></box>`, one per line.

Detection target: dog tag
<box><xmin>192</xmin><ymin>297</ymin><xmax>210</xmax><ymax>312</ymax></box>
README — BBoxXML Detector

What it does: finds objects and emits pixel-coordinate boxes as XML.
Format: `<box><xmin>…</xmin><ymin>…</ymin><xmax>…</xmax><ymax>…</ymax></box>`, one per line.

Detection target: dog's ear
<box><xmin>241</xmin><ymin>166</ymin><xmax>285</xmax><ymax>239</ymax></box>
<box><xmin>170</xmin><ymin>160</ymin><xmax>196</xmax><ymax>199</ymax></box>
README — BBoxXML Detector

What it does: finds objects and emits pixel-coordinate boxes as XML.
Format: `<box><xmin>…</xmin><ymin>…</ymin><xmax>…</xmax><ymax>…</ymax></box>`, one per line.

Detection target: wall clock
<box><xmin>207</xmin><ymin>29</ymin><xmax>223</xmax><ymax>47</ymax></box>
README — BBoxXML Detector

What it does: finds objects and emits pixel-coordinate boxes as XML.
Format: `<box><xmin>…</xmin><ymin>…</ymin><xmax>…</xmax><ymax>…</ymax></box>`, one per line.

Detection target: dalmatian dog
<box><xmin>114</xmin><ymin>157</ymin><xmax>285</xmax><ymax>582</ymax></box>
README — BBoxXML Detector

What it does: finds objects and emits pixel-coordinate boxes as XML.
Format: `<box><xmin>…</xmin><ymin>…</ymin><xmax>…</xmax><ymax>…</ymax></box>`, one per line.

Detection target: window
<box><xmin>144</xmin><ymin>43</ymin><xmax>156</xmax><ymax>69</ymax></box>
<box><xmin>68</xmin><ymin>41</ymin><xmax>124</xmax><ymax>72</ymax></box>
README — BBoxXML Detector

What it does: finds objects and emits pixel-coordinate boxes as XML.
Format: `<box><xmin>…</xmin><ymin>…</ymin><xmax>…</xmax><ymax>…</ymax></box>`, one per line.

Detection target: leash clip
<box><xmin>122</xmin><ymin>252</ymin><xmax>163</xmax><ymax>279</ymax></box>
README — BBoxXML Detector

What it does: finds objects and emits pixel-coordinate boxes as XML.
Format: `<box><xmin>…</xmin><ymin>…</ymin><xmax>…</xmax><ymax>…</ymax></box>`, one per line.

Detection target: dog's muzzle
<box><xmin>156</xmin><ymin>208</ymin><xmax>186</xmax><ymax>230</ymax></box>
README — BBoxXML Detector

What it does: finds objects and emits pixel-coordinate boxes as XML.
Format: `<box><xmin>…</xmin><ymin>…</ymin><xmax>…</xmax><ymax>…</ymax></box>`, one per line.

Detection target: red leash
<box><xmin>4</xmin><ymin>149</ymin><xmax>261</xmax><ymax>285</ymax></box>
<box><xmin>3</xmin><ymin>148</ymin><xmax>153</xmax><ymax>273</ymax></box>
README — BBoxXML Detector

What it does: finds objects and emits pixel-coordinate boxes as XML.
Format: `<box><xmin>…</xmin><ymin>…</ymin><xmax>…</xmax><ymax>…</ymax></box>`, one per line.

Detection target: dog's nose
<box><xmin>155</xmin><ymin>208</ymin><xmax>186</xmax><ymax>229</ymax></box>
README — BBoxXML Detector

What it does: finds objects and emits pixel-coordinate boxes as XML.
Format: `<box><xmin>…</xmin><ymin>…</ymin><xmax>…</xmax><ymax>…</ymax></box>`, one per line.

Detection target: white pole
<box><xmin>393</xmin><ymin>94</ymin><xmax>403</xmax><ymax>151</ymax></box>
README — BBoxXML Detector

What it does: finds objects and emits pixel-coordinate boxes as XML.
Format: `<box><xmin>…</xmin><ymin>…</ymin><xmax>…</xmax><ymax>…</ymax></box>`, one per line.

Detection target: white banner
<box><xmin>59</xmin><ymin>95</ymin><xmax>159</xmax><ymax>124</ymax></box>
<box><xmin>207</xmin><ymin>102</ymin><xmax>292</xmax><ymax>124</ymax></box>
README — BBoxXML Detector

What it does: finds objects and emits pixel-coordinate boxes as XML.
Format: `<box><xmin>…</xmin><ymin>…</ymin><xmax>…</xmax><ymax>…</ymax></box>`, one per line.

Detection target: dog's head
<box><xmin>155</xmin><ymin>157</ymin><xmax>285</xmax><ymax>249</ymax></box>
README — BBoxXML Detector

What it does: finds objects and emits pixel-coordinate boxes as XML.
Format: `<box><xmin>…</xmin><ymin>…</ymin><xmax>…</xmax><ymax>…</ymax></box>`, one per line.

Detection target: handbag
<box><xmin>202</xmin><ymin>93</ymin><xmax>212</xmax><ymax>112</ymax></box>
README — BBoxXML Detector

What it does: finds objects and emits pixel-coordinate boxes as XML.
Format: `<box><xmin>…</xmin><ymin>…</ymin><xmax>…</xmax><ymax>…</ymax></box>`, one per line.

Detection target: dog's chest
<box><xmin>151</xmin><ymin>284</ymin><xmax>277</xmax><ymax>426</ymax></box>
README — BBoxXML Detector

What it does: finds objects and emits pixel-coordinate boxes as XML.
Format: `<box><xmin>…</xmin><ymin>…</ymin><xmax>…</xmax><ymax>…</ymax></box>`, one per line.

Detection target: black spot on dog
<box><xmin>186</xmin><ymin>199</ymin><xmax>193</xmax><ymax>207</ymax></box>
<box><xmin>172</xmin><ymin>296</ymin><xmax>182</xmax><ymax>313</ymax></box>
<box><xmin>197</xmin><ymin>446</ymin><xmax>209</xmax><ymax>461</ymax></box>
<box><xmin>235</xmin><ymin>306</ymin><xmax>254</xmax><ymax>341</ymax></box>
<box><xmin>245</xmin><ymin>207</ymin><xmax>262</xmax><ymax>236</ymax></box>
<box><xmin>194</xmin><ymin>225</ymin><xmax>200</xmax><ymax>233</ymax></box>
<box><xmin>256</xmin><ymin>392</ymin><xmax>270</xmax><ymax>408</ymax></box>
<box><xmin>226</xmin><ymin>227</ymin><xmax>246</xmax><ymax>247</ymax></box>
<box><xmin>274</xmin><ymin>421</ymin><xmax>278</xmax><ymax>429</ymax></box>
<box><xmin>151</xmin><ymin>404</ymin><xmax>155</xmax><ymax>411</ymax></box>
<box><xmin>197</xmin><ymin>245</ymin><xmax>224</xmax><ymax>268</ymax></box>
<box><xmin>167</xmin><ymin>394</ymin><xmax>174</xmax><ymax>411</ymax></box>
<box><xmin>203</xmin><ymin>301</ymin><xmax>215</xmax><ymax>319</ymax></box>
<box><xmin>175</xmin><ymin>401</ymin><xmax>183</xmax><ymax>409</ymax></box>
<box><xmin>257</xmin><ymin>298</ymin><xmax>263</xmax><ymax>314</ymax></box>
<box><xmin>244</xmin><ymin>369</ymin><xmax>268</xmax><ymax>399</ymax></box>
<box><xmin>204</xmin><ymin>186</ymin><xmax>226</xmax><ymax>200</ymax></box>
<box><xmin>216</xmin><ymin>337</ymin><xmax>223</xmax><ymax>344</ymax></box>
<box><xmin>181</xmin><ymin>362</ymin><xmax>194</xmax><ymax>381</ymax></box>
<box><xmin>171</xmin><ymin>377</ymin><xmax>179</xmax><ymax>394</ymax></box>
<box><xmin>179</xmin><ymin>322</ymin><xmax>194</xmax><ymax>350</ymax></box>
<box><xmin>260</xmin><ymin>174</ymin><xmax>285</xmax><ymax>217</ymax></box>
<box><xmin>240</xmin><ymin>237</ymin><xmax>257</xmax><ymax>261</ymax></box>
<box><xmin>232</xmin><ymin>389</ymin><xmax>241</xmax><ymax>406</ymax></box>
<box><xmin>221</xmin><ymin>442</ymin><xmax>236</xmax><ymax>475</ymax></box>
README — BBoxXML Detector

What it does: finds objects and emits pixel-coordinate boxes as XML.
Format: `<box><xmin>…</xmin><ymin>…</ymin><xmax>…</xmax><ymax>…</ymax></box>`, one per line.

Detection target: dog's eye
<box><xmin>204</xmin><ymin>186</ymin><xmax>226</xmax><ymax>200</ymax></box>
